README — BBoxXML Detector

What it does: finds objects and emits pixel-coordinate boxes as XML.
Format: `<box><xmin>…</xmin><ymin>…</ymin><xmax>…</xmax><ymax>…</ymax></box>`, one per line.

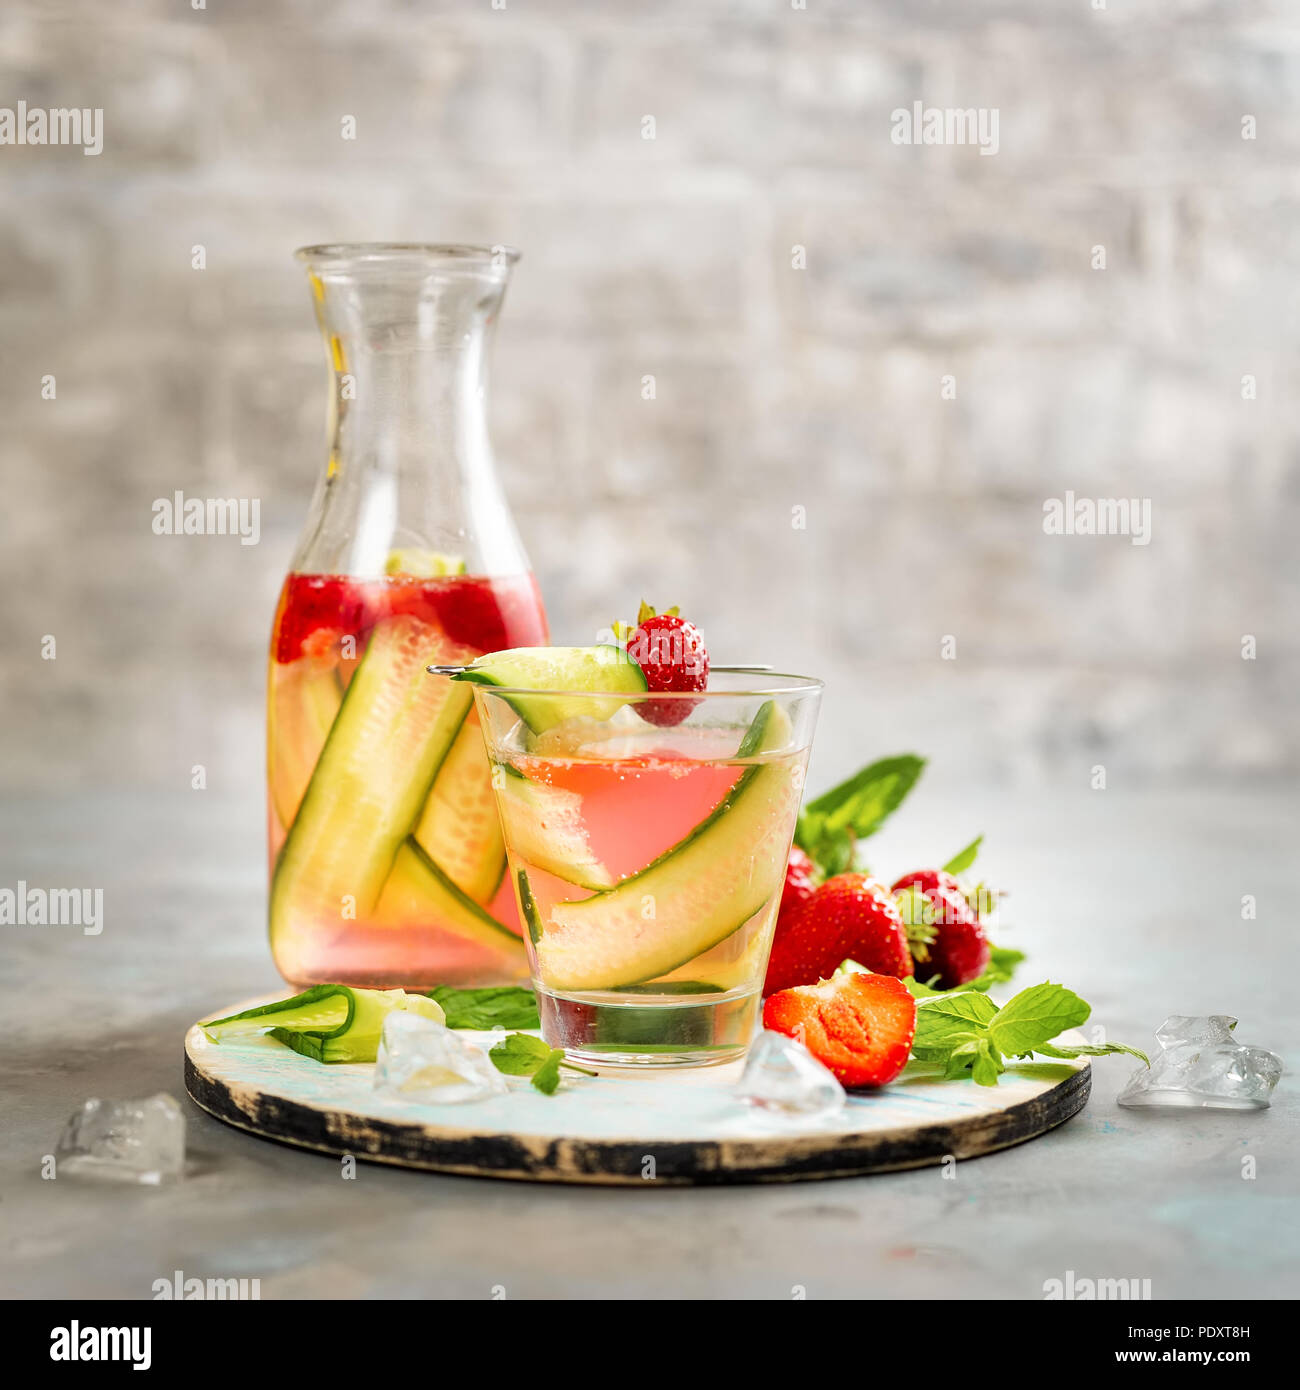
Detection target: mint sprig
<box><xmin>986</xmin><ymin>981</ymin><xmax>1089</xmax><ymax>1054</ymax></box>
<box><xmin>795</xmin><ymin>753</ymin><xmax>925</xmax><ymax>871</ymax></box>
<box><xmin>424</xmin><ymin>985</ymin><xmax>539</xmax><ymax>1030</ymax></box>
<box><xmin>942</xmin><ymin>835</ymin><xmax>983</xmax><ymax>875</ymax></box>
<box><xmin>911</xmin><ymin>981</ymin><xmax>1148</xmax><ymax>1085</ymax></box>
<box><xmin>488</xmin><ymin>1032</ymin><xmax>596</xmax><ymax>1095</ymax></box>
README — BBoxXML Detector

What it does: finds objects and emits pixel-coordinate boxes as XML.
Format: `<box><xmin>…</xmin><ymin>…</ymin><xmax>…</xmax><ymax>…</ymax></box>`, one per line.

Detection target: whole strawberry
<box><xmin>890</xmin><ymin>868</ymin><xmax>962</xmax><ymax>899</ymax></box>
<box><xmin>764</xmin><ymin>873</ymin><xmax>912</xmax><ymax>996</ymax></box>
<box><xmin>763</xmin><ymin>971</ymin><xmax>917</xmax><ymax>1088</ymax></box>
<box><xmin>780</xmin><ymin>846</ymin><xmax>819</xmax><ymax>918</ymax></box>
<box><xmin>625</xmin><ymin>601</ymin><xmax>709</xmax><ymax>727</ymax></box>
<box><xmin>894</xmin><ymin>876</ymin><xmax>991</xmax><ymax>989</ymax></box>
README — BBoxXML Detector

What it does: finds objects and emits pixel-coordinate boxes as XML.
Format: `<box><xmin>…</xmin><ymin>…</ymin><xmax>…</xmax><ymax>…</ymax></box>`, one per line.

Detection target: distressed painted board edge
<box><xmin>184</xmin><ymin>1024</ymin><xmax>1091</xmax><ymax>1186</ymax></box>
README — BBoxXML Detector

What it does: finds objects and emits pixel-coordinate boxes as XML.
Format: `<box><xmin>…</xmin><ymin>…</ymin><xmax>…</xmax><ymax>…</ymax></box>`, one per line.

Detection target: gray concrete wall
<box><xmin>2</xmin><ymin>0</ymin><xmax>1296</xmax><ymax>799</ymax></box>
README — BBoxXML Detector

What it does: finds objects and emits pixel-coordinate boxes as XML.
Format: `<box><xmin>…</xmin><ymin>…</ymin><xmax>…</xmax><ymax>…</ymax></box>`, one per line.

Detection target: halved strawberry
<box><xmin>764</xmin><ymin>873</ymin><xmax>911</xmax><ymax>995</ymax></box>
<box><xmin>763</xmin><ymin>971</ymin><xmax>916</xmax><ymax>1087</ymax></box>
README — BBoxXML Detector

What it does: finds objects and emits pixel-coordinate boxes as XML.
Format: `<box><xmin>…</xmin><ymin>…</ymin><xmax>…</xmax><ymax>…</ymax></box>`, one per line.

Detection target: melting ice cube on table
<box><xmin>374</xmin><ymin>1011</ymin><xmax>506</xmax><ymax>1104</ymax></box>
<box><xmin>1117</xmin><ymin>1015</ymin><xmax>1282</xmax><ymax>1111</ymax></box>
<box><xmin>55</xmin><ymin>1093</ymin><xmax>186</xmax><ymax>1184</ymax></box>
<box><xmin>737</xmin><ymin>1030</ymin><xmax>845</xmax><ymax>1120</ymax></box>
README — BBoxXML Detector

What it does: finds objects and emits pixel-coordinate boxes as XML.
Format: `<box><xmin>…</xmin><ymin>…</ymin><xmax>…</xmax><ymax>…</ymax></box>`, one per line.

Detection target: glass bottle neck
<box><xmin>293</xmin><ymin>248</ymin><xmax>527</xmax><ymax>578</ymax></box>
<box><xmin>323</xmin><ymin>275</ymin><xmax>497</xmax><ymax>483</ymax></box>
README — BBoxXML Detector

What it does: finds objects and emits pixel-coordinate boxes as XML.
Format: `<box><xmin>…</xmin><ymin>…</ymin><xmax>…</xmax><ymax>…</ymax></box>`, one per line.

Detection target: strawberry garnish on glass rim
<box><xmin>618</xmin><ymin>601</ymin><xmax>709</xmax><ymax>727</ymax></box>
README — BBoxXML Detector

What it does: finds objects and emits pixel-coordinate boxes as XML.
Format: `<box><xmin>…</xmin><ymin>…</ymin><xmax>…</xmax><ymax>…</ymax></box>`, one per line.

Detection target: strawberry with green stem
<box><xmin>893</xmin><ymin>879</ymin><xmax>991</xmax><ymax>990</ymax></box>
<box><xmin>617</xmin><ymin>601</ymin><xmax>709</xmax><ymax>727</ymax></box>
<box><xmin>764</xmin><ymin>872</ymin><xmax>919</xmax><ymax>995</ymax></box>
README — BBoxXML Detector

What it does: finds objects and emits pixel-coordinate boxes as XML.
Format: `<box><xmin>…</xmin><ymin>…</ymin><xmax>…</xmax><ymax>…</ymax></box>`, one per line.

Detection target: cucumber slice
<box><xmin>268</xmin><ymin>660</ymin><xmax>343</xmax><ymax>830</ymax></box>
<box><xmin>495</xmin><ymin>764</ymin><xmax>614</xmax><ymax>890</ymax></box>
<box><xmin>413</xmin><ymin>713</ymin><xmax>506</xmax><ymax>902</ymax></box>
<box><xmin>454</xmin><ymin>645</ymin><xmax>647</xmax><ymax>733</ymax></box>
<box><xmin>202</xmin><ymin>985</ymin><xmax>444</xmax><ymax>1063</ymax></box>
<box><xmin>535</xmin><ymin>701</ymin><xmax>799</xmax><ymax>991</ymax></box>
<box><xmin>384</xmin><ymin>548</ymin><xmax>466</xmax><ymax>578</ymax></box>
<box><xmin>374</xmin><ymin>840</ymin><xmax>525</xmax><ymax>963</ymax></box>
<box><xmin>270</xmin><ymin>616</ymin><xmax>474</xmax><ymax>949</ymax></box>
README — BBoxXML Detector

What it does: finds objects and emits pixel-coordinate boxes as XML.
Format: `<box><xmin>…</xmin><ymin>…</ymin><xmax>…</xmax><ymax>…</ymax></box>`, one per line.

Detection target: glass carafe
<box><xmin>268</xmin><ymin>243</ymin><xmax>548</xmax><ymax>989</ymax></box>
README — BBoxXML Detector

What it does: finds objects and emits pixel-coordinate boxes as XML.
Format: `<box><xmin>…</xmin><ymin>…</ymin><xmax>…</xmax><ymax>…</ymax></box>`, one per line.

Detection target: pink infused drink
<box><xmin>268</xmin><ymin>570</ymin><xmax>547</xmax><ymax>989</ymax></box>
<box><xmin>469</xmin><ymin>661</ymin><xmax>821</xmax><ymax>1067</ymax></box>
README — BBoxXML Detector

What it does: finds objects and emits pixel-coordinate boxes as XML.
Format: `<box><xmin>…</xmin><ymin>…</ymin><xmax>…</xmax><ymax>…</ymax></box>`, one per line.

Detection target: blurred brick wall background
<box><xmin>2</xmin><ymin>0</ymin><xmax>1297</xmax><ymax>802</ymax></box>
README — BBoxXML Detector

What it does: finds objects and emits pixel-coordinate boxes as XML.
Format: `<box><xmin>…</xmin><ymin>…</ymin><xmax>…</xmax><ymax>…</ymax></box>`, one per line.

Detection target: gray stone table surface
<box><xmin>2</xmin><ymin>781</ymin><xmax>1297</xmax><ymax>1300</ymax></box>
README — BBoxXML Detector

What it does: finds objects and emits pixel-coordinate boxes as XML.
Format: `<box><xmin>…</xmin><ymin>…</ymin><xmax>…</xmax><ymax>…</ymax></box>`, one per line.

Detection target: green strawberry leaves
<box><xmin>911</xmin><ymin>981</ymin><xmax>1148</xmax><ymax>1085</ymax></box>
<box><xmin>488</xmin><ymin>1032</ymin><xmax>596</xmax><ymax>1095</ymax></box>
<box><xmin>904</xmin><ymin>943</ymin><xmax>1026</xmax><ymax>998</ymax></box>
<box><xmin>795</xmin><ymin>754</ymin><xmax>926</xmax><ymax>870</ymax></box>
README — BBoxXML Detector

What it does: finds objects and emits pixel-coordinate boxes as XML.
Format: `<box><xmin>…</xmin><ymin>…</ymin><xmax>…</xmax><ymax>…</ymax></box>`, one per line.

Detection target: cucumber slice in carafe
<box><xmin>412</xmin><ymin>713</ymin><xmax>506</xmax><ymax>903</ymax></box>
<box><xmin>374</xmin><ymin>841</ymin><xmax>524</xmax><ymax>965</ymax></box>
<box><xmin>269</xmin><ymin>615</ymin><xmax>474</xmax><ymax>954</ymax></box>
<box><xmin>268</xmin><ymin>660</ymin><xmax>343</xmax><ymax>830</ymax></box>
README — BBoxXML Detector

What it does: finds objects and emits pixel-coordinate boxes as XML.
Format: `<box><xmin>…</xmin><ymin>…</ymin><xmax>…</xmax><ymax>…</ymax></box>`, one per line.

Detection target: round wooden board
<box><xmin>185</xmin><ymin>1000</ymin><xmax>1090</xmax><ymax>1186</ymax></box>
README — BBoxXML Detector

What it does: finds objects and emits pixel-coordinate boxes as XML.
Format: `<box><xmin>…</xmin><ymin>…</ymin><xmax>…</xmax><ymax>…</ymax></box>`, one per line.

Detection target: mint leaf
<box><xmin>911</xmin><ymin>992</ymin><xmax>999</xmax><ymax>1060</ymax></box>
<box><xmin>427</xmin><ymin>986</ymin><xmax>539</xmax><ymax>1031</ymax></box>
<box><xmin>986</xmin><ymin>945</ymin><xmax>1025</xmax><ymax>982</ymax></box>
<box><xmin>943</xmin><ymin>835</ymin><xmax>983</xmax><ymax>875</ymax></box>
<box><xmin>987</xmin><ymin>983</ymin><xmax>1090</xmax><ymax>1056</ymax></box>
<box><xmin>1036</xmin><ymin>1041</ymin><xmax>1150</xmax><ymax>1066</ymax></box>
<box><xmin>795</xmin><ymin>754</ymin><xmax>925</xmax><ymax>868</ymax></box>
<box><xmin>489</xmin><ymin>1032</ymin><xmax>552</xmax><ymax>1074</ymax></box>
<box><xmin>488</xmin><ymin>1031</ymin><xmax>596</xmax><ymax>1093</ymax></box>
<box><xmin>909</xmin><ymin>980</ymin><xmax>1146</xmax><ymax>1082</ymax></box>
<box><xmin>531</xmin><ymin>1049</ymin><xmax>565</xmax><ymax>1095</ymax></box>
<box><xmin>971</xmin><ymin>1038</ymin><xmax>1005</xmax><ymax>1087</ymax></box>
<box><xmin>940</xmin><ymin>1036</ymin><xmax>987</xmax><ymax>1079</ymax></box>
<box><xmin>814</xmin><ymin>824</ymin><xmax>856</xmax><ymax>877</ymax></box>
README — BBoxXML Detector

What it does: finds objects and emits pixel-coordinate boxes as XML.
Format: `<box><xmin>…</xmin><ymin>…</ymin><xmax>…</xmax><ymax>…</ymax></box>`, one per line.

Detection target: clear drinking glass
<box><xmin>268</xmin><ymin>245</ymin><xmax>548</xmax><ymax>990</ymax></box>
<box><xmin>472</xmin><ymin>672</ymin><xmax>822</xmax><ymax>1066</ymax></box>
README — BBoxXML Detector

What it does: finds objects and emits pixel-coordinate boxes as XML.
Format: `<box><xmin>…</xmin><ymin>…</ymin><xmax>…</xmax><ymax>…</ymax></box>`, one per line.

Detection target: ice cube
<box><xmin>1155</xmin><ymin>1015</ymin><xmax>1237</xmax><ymax>1048</ymax></box>
<box><xmin>736</xmin><ymin>1030</ymin><xmax>845</xmax><ymax>1120</ymax></box>
<box><xmin>1118</xmin><ymin>1015</ymin><xmax>1283</xmax><ymax>1111</ymax></box>
<box><xmin>55</xmin><ymin>1093</ymin><xmax>186</xmax><ymax>1184</ymax></box>
<box><xmin>374</xmin><ymin>1011</ymin><xmax>507</xmax><ymax>1104</ymax></box>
